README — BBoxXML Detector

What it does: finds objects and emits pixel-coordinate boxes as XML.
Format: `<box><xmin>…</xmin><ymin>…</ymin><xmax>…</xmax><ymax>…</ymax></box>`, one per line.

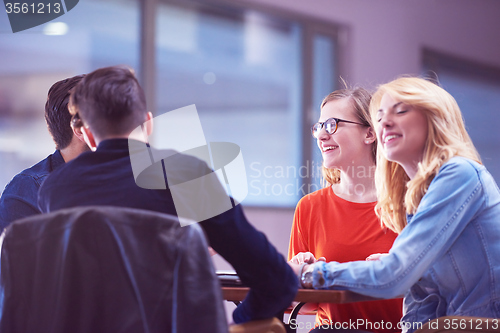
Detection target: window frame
<box><xmin>139</xmin><ymin>0</ymin><xmax>343</xmax><ymax>206</ymax></box>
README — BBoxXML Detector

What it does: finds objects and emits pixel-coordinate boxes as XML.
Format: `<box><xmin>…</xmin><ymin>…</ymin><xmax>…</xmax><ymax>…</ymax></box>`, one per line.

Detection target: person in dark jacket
<box><xmin>0</xmin><ymin>75</ymin><xmax>89</xmax><ymax>230</ymax></box>
<box><xmin>38</xmin><ymin>65</ymin><xmax>298</xmax><ymax>324</ymax></box>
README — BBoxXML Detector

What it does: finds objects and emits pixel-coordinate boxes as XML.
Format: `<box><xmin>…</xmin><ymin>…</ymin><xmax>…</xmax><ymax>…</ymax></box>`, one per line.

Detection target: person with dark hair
<box><xmin>0</xmin><ymin>75</ymin><xmax>89</xmax><ymax>230</ymax></box>
<box><xmin>38</xmin><ymin>65</ymin><xmax>298</xmax><ymax>325</ymax></box>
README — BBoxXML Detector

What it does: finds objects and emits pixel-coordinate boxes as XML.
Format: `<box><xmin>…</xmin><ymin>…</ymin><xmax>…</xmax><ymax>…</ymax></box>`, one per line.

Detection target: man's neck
<box><xmin>60</xmin><ymin>142</ymin><xmax>91</xmax><ymax>163</ymax></box>
<box><xmin>95</xmin><ymin>131</ymin><xmax>148</xmax><ymax>147</ymax></box>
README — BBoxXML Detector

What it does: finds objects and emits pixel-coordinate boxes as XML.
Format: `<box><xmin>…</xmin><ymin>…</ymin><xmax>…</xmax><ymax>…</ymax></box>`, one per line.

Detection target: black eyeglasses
<box><xmin>311</xmin><ymin>117</ymin><xmax>367</xmax><ymax>138</ymax></box>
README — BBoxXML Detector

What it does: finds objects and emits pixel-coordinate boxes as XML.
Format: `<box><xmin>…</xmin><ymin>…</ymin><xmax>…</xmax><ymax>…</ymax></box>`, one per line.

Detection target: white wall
<box><xmin>240</xmin><ymin>0</ymin><xmax>500</xmax><ymax>89</ymax></box>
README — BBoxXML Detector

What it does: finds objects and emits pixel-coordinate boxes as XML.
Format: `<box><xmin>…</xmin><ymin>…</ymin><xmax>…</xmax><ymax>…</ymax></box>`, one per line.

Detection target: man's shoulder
<box><xmin>2</xmin><ymin>172</ymin><xmax>40</xmax><ymax>198</ymax></box>
<box><xmin>41</xmin><ymin>151</ymin><xmax>97</xmax><ymax>185</ymax></box>
<box><xmin>0</xmin><ymin>156</ymin><xmax>53</xmax><ymax>218</ymax></box>
<box><xmin>0</xmin><ymin>169</ymin><xmax>42</xmax><ymax>227</ymax></box>
<box><xmin>155</xmin><ymin>149</ymin><xmax>212</xmax><ymax>178</ymax></box>
<box><xmin>7</xmin><ymin>151</ymin><xmax>62</xmax><ymax>188</ymax></box>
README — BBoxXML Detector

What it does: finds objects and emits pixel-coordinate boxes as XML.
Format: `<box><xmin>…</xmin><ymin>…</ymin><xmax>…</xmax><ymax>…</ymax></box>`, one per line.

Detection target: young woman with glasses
<box><xmin>291</xmin><ymin>77</ymin><xmax>500</xmax><ymax>332</ymax></box>
<box><xmin>288</xmin><ymin>87</ymin><xmax>403</xmax><ymax>332</ymax></box>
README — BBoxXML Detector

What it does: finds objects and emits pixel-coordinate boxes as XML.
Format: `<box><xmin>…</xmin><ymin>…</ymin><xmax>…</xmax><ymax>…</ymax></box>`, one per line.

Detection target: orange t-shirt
<box><xmin>288</xmin><ymin>187</ymin><xmax>403</xmax><ymax>333</ymax></box>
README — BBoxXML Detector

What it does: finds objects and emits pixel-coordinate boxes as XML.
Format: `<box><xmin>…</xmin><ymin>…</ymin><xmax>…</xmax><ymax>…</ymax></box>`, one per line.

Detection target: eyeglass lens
<box><xmin>312</xmin><ymin>118</ymin><xmax>337</xmax><ymax>138</ymax></box>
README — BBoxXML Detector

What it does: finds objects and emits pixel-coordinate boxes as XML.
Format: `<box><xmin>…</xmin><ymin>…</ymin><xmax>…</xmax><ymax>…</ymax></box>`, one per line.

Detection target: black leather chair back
<box><xmin>0</xmin><ymin>206</ymin><xmax>228</xmax><ymax>333</ymax></box>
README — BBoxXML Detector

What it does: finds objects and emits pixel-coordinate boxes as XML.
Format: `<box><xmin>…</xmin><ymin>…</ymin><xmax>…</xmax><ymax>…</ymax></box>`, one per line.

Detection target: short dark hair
<box><xmin>44</xmin><ymin>75</ymin><xmax>85</xmax><ymax>150</ymax></box>
<box><xmin>69</xmin><ymin>66</ymin><xmax>147</xmax><ymax>140</ymax></box>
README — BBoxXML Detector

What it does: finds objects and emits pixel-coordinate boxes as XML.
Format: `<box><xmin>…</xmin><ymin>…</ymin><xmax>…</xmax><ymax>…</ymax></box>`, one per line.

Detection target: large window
<box><xmin>423</xmin><ymin>50</ymin><xmax>500</xmax><ymax>182</ymax></box>
<box><xmin>309</xmin><ymin>33</ymin><xmax>337</xmax><ymax>191</ymax></box>
<box><xmin>0</xmin><ymin>0</ymin><xmax>139</xmax><ymax>189</ymax></box>
<box><xmin>156</xmin><ymin>2</ymin><xmax>302</xmax><ymax>206</ymax></box>
<box><xmin>0</xmin><ymin>0</ymin><xmax>339</xmax><ymax>207</ymax></box>
<box><xmin>154</xmin><ymin>1</ymin><xmax>338</xmax><ymax>206</ymax></box>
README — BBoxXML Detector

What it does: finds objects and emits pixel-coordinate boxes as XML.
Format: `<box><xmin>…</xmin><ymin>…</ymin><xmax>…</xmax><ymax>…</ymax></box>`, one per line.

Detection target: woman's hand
<box><xmin>289</xmin><ymin>252</ymin><xmax>326</xmax><ymax>265</ymax></box>
<box><xmin>208</xmin><ymin>247</ymin><xmax>218</xmax><ymax>256</ymax></box>
<box><xmin>288</xmin><ymin>252</ymin><xmax>326</xmax><ymax>279</ymax></box>
<box><xmin>366</xmin><ymin>253</ymin><xmax>389</xmax><ymax>261</ymax></box>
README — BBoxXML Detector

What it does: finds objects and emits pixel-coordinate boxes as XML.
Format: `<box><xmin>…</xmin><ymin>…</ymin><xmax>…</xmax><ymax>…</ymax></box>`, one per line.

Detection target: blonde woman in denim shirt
<box><xmin>291</xmin><ymin>77</ymin><xmax>500</xmax><ymax>333</ymax></box>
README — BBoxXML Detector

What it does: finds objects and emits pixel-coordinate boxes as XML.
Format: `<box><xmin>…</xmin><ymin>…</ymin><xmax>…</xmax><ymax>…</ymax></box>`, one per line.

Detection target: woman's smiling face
<box><xmin>376</xmin><ymin>93</ymin><xmax>429</xmax><ymax>178</ymax></box>
<box><xmin>317</xmin><ymin>97</ymin><xmax>372</xmax><ymax>170</ymax></box>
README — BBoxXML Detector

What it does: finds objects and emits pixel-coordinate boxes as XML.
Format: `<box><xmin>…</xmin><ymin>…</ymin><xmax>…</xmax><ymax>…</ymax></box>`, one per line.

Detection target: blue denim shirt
<box><xmin>311</xmin><ymin>157</ymin><xmax>500</xmax><ymax>332</ymax></box>
<box><xmin>0</xmin><ymin>150</ymin><xmax>64</xmax><ymax>230</ymax></box>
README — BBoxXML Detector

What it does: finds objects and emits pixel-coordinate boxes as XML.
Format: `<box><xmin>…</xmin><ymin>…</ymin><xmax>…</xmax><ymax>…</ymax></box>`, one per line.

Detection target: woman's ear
<box><xmin>364</xmin><ymin>127</ymin><xmax>376</xmax><ymax>145</ymax></box>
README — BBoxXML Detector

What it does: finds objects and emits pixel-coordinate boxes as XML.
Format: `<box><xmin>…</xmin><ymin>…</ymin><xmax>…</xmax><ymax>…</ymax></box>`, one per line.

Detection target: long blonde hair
<box><xmin>370</xmin><ymin>77</ymin><xmax>481</xmax><ymax>233</ymax></box>
<box><xmin>321</xmin><ymin>87</ymin><xmax>375</xmax><ymax>186</ymax></box>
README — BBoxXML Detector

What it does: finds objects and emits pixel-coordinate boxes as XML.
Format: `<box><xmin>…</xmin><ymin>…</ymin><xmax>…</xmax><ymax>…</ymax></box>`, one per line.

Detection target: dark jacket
<box><xmin>0</xmin><ymin>206</ymin><xmax>228</xmax><ymax>333</ymax></box>
<box><xmin>38</xmin><ymin>139</ymin><xmax>298</xmax><ymax>323</ymax></box>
